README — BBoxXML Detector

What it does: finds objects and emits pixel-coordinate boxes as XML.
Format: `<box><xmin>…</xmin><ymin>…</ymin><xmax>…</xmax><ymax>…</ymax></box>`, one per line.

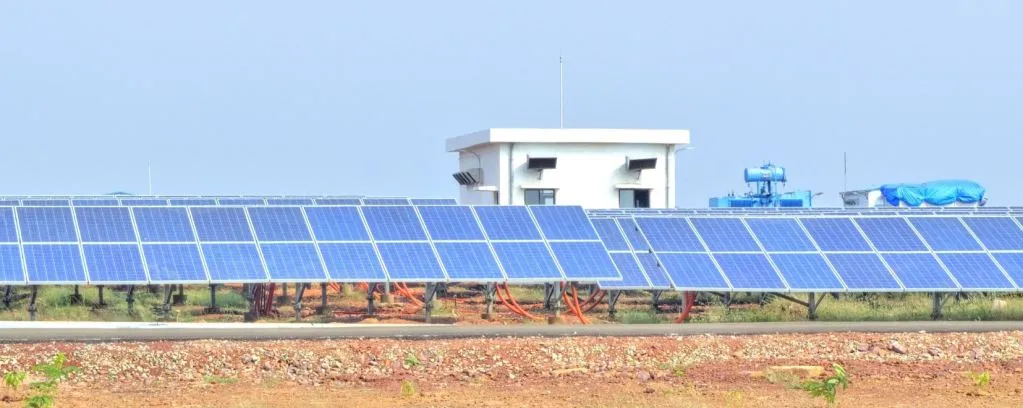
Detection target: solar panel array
<box><xmin>591</xmin><ymin>214</ymin><xmax>1023</xmax><ymax>293</ymax></box>
<box><xmin>0</xmin><ymin>196</ymin><xmax>458</xmax><ymax>207</ymax></box>
<box><xmin>0</xmin><ymin>205</ymin><xmax>622</xmax><ymax>286</ymax></box>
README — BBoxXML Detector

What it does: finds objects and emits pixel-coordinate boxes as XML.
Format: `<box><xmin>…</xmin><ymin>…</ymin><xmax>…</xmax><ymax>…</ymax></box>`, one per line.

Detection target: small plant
<box><xmin>967</xmin><ymin>370</ymin><xmax>991</xmax><ymax>389</ymax></box>
<box><xmin>800</xmin><ymin>363</ymin><xmax>849</xmax><ymax>407</ymax></box>
<box><xmin>4</xmin><ymin>371</ymin><xmax>26</xmax><ymax>391</ymax></box>
<box><xmin>404</xmin><ymin>352</ymin><xmax>421</xmax><ymax>368</ymax></box>
<box><xmin>725</xmin><ymin>390</ymin><xmax>744</xmax><ymax>407</ymax></box>
<box><xmin>25</xmin><ymin>352</ymin><xmax>79</xmax><ymax>408</ymax></box>
<box><xmin>400</xmin><ymin>379</ymin><xmax>417</xmax><ymax>398</ymax></box>
<box><xmin>764</xmin><ymin>370</ymin><xmax>801</xmax><ymax>388</ymax></box>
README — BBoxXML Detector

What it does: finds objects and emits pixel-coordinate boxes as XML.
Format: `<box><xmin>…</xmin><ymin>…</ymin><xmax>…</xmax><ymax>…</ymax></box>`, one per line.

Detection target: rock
<box><xmin>636</xmin><ymin>370</ymin><xmax>653</xmax><ymax>382</ymax></box>
<box><xmin>763</xmin><ymin>366</ymin><xmax>824</xmax><ymax>380</ymax></box>
<box><xmin>857</xmin><ymin>343</ymin><xmax>871</xmax><ymax>353</ymax></box>
<box><xmin>928</xmin><ymin>348</ymin><xmax>942</xmax><ymax>357</ymax></box>
<box><xmin>992</xmin><ymin>299</ymin><xmax>1008</xmax><ymax>312</ymax></box>
<box><xmin>890</xmin><ymin>341</ymin><xmax>908</xmax><ymax>354</ymax></box>
<box><xmin>644</xmin><ymin>387</ymin><xmax>655</xmax><ymax>394</ymax></box>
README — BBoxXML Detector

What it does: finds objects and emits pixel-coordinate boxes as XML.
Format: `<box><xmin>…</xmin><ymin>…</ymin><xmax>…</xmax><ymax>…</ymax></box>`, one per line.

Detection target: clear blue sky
<box><xmin>2</xmin><ymin>2</ymin><xmax>1020</xmax><ymax>207</ymax></box>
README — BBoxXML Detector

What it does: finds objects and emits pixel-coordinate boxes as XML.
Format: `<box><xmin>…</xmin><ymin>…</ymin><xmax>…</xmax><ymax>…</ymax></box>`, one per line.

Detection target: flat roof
<box><xmin>445</xmin><ymin>128</ymin><xmax>691</xmax><ymax>152</ymax></box>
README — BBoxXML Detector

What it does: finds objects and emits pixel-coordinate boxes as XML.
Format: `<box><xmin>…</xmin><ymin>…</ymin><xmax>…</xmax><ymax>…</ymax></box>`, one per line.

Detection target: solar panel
<box><xmin>635</xmin><ymin>252</ymin><xmax>672</xmax><ymax>288</ymax></box>
<box><xmin>615</xmin><ymin>218</ymin><xmax>649</xmax><ymax>251</ymax></box>
<box><xmin>74</xmin><ymin>207</ymin><xmax>137</xmax><ymax>243</ymax></box>
<box><xmin>132</xmin><ymin>207</ymin><xmax>196</xmax><ymax>242</ymax></box>
<box><xmin>417</xmin><ymin>206</ymin><xmax>485</xmax><ymax>241</ymax></box>
<box><xmin>0</xmin><ymin>245</ymin><xmax>25</xmax><ymax>283</ymax></box>
<box><xmin>0</xmin><ymin>200</ymin><xmax>19</xmax><ymax>206</ymax></box>
<box><xmin>190</xmin><ymin>207</ymin><xmax>254</xmax><ymax>242</ymax></box>
<box><xmin>201</xmin><ymin>243</ymin><xmax>267</xmax><ymax>282</ymax></box>
<box><xmin>824</xmin><ymin>253</ymin><xmax>901</xmax><ymax>290</ymax></box>
<box><xmin>314</xmin><ymin>198</ymin><xmax>362</xmax><ymax>205</ymax></box>
<box><xmin>712</xmin><ymin>253</ymin><xmax>785</xmax><ymax>290</ymax></box>
<box><xmin>304</xmin><ymin>206</ymin><xmax>370</xmax><ymax>242</ymax></box>
<box><xmin>768</xmin><ymin>253</ymin><xmax>844</xmax><ymax>291</ymax></box>
<box><xmin>22</xmin><ymin>199</ymin><xmax>69</xmax><ymax>206</ymax></box>
<box><xmin>547</xmin><ymin>241</ymin><xmax>621</xmax><ymax>280</ymax></box>
<box><xmin>936</xmin><ymin>253</ymin><xmax>1015</xmax><ymax>290</ymax></box>
<box><xmin>473</xmin><ymin>206</ymin><xmax>542</xmax><ymax>241</ymax></box>
<box><xmin>375</xmin><ymin>242</ymin><xmax>446</xmax><ymax>281</ymax></box>
<box><xmin>72</xmin><ymin>199</ymin><xmax>120</xmax><ymax>206</ymax></box>
<box><xmin>361</xmin><ymin>206</ymin><xmax>428</xmax><ymax>241</ymax></box>
<box><xmin>266</xmin><ymin>198</ymin><xmax>314</xmax><ymax>205</ymax></box>
<box><xmin>82</xmin><ymin>244</ymin><xmax>148</xmax><ymax>284</ymax></box>
<box><xmin>591</xmin><ymin>219</ymin><xmax>629</xmax><ymax>251</ymax></box>
<box><xmin>217</xmin><ymin>198</ymin><xmax>265</xmax><ymax>206</ymax></box>
<box><xmin>800</xmin><ymin>218</ymin><xmax>872</xmax><ymax>251</ymax></box>
<box><xmin>247</xmin><ymin>207</ymin><xmax>312</xmax><ymax>242</ymax></box>
<box><xmin>991</xmin><ymin>253</ymin><xmax>1023</xmax><ymax>288</ymax></box>
<box><xmin>318</xmin><ymin>243</ymin><xmax>387</xmax><ymax>282</ymax></box>
<box><xmin>881</xmin><ymin>253</ymin><xmax>958</xmax><ymax>290</ymax></box>
<box><xmin>962</xmin><ymin>217</ymin><xmax>1023</xmax><ymax>250</ymax></box>
<box><xmin>363</xmin><ymin>198</ymin><xmax>410</xmax><ymax>206</ymax></box>
<box><xmin>169</xmin><ymin>199</ymin><xmax>218</xmax><ymax>206</ymax></box>
<box><xmin>634</xmin><ymin>218</ymin><xmax>704</xmax><ymax>252</ymax></box>
<box><xmin>142</xmin><ymin>244</ymin><xmax>209</xmax><ymax>283</ymax></box>
<box><xmin>260</xmin><ymin>243</ymin><xmax>328</xmax><ymax>281</ymax></box>
<box><xmin>490</xmin><ymin>242</ymin><xmax>563</xmax><ymax>281</ymax></box>
<box><xmin>23</xmin><ymin>244</ymin><xmax>86</xmax><ymax>283</ymax></box>
<box><xmin>745</xmin><ymin>218</ymin><xmax>816</xmax><ymax>252</ymax></box>
<box><xmin>599</xmin><ymin>253</ymin><xmax>652</xmax><ymax>289</ymax></box>
<box><xmin>433</xmin><ymin>242</ymin><xmax>504</xmax><ymax>281</ymax></box>
<box><xmin>0</xmin><ymin>208</ymin><xmax>19</xmax><ymax>243</ymax></box>
<box><xmin>689</xmin><ymin>218</ymin><xmax>760</xmax><ymax>252</ymax></box>
<box><xmin>908</xmin><ymin>217</ymin><xmax>982</xmax><ymax>251</ymax></box>
<box><xmin>656</xmin><ymin>253</ymin><xmax>729</xmax><ymax>289</ymax></box>
<box><xmin>528</xmin><ymin>206</ymin><xmax>600</xmax><ymax>240</ymax></box>
<box><xmin>121</xmin><ymin>199</ymin><xmax>169</xmax><ymax>206</ymax></box>
<box><xmin>17</xmin><ymin>207</ymin><xmax>78</xmax><ymax>242</ymax></box>
<box><xmin>410</xmin><ymin>198</ymin><xmax>458</xmax><ymax>206</ymax></box>
<box><xmin>854</xmin><ymin>217</ymin><xmax>928</xmax><ymax>251</ymax></box>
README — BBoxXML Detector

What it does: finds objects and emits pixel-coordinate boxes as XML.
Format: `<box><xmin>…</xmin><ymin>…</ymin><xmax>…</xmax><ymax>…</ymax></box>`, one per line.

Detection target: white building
<box><xmin>446</xmin><ymin>128</ymin><xmax>691</xmax><ymax>208</ymax></box>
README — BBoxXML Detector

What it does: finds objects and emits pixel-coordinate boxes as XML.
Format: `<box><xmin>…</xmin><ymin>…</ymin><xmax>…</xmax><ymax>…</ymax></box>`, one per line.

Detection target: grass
<box><xmin>616</xmin><ymin>310</ymin><xmax>667</xmax><ymax>324</ymax></box>
<box><xmin>203</xmin><ymin>375</ymin><xmax>239</xmax><ymax>385</ymax></box>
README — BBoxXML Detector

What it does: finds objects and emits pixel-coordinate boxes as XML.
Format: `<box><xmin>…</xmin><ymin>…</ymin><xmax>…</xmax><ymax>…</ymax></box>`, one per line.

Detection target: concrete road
<box><xmin>1</xmin><ymin>320</ymin><xmax>1022</xmax><ymax>342</ymax></box>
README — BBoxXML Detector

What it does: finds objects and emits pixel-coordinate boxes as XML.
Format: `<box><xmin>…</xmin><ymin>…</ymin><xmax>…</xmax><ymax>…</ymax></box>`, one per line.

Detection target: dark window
<box><xmin>524</xmin><ymin>189</ymin><xmax>556</xmax><ymax>205</ymax></box>
<box><xmin>619</xmin><ymin>189</ymin><xmax>651</xmax><ymax>208</ymax></box>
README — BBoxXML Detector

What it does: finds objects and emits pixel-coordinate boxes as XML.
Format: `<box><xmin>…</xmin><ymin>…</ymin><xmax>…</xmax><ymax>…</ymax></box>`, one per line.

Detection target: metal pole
<box><xmin>559</xmin><ymin>54</ymin><xmax>564</xmax><ymax>128</ymax></box>
<box><xmin>148</xmin><ymin>161</ymin><xmax>153</xmax><ymax>195</ymax></box>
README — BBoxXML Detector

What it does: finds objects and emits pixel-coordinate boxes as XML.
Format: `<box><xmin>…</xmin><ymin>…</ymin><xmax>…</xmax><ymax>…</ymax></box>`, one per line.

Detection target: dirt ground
<box><xmin>2</xmin><ymin>331</ymin><xmax>1023</xmax><ymax>407</ymax></box>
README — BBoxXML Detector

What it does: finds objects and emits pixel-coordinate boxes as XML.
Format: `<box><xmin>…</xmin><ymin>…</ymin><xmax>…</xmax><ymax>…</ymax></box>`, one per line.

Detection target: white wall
<box><xmin>456</xmin><ymin>142</ymin><xmax>678</xmax><ymax>208</ymax></box>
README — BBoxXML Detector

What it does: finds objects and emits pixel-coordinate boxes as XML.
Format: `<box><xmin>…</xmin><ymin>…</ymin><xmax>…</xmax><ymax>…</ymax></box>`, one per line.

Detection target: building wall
<box><xmin>456</xmin><ymin>142</ymin><xmax>676</xmax><ymax>208</ymax></box>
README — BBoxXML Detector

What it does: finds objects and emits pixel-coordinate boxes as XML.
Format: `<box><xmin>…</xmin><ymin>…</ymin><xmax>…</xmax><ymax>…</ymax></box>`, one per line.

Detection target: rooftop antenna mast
<box><xmin>559</xmin><ymin>52</ymin><xmax>564</xmax><ymax>128</ymax></box>
<box><xmin>148</xmin><ymin>161</ymin><xmax>153</xmax><ymax>195</ymax></box>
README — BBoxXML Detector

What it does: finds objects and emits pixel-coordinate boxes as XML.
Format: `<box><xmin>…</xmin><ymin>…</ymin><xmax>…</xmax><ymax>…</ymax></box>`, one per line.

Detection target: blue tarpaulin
<box><xmin>879</xmin><ymin>180</ymin><xmax>986</xmax><ymax>207</ymax></box>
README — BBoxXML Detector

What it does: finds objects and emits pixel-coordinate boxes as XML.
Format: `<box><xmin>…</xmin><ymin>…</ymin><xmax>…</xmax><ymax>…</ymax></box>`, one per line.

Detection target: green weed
<box><xmin>616</xmin><ymin>310</ymin><xmax>665</xmax><ymax>324</ymax></box>
<box><xmin>967</xmin><ymin>370</ymin><xmax>991</xmax><ymax>389</ymax></box>
<box><xmin>800</xmin><ymin>363</ymin><xmax>849</xmax><ymax>407</ymax></box>
<box><xmin>400</xmin><ymin>379</ymin><xmax>417</xmax><ymax>398</ymax></box>
<box><xmin>22</xmin><ymin>352</ymin><xmax>79</xmax><ymax>408</ymax></box>
<box><xmin>404</xmin><ymin>352</ymin><xmax>421</xmax><ymax>368</ymax></box>
<box><xmin>203</xmin><ymin>375</ymin><xmax>238</xmax><ymax>385</ymax></box>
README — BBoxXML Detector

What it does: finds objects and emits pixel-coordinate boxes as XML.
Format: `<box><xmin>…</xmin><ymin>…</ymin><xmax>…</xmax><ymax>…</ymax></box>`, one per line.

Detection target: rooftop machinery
<box><xmin>709</xmin><ymin>163</ymin><xmax>817</xmax><ymax>208</ymax></box>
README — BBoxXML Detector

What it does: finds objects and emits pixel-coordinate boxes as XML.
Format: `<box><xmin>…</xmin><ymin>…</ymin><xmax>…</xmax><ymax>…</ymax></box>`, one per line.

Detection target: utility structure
<box><xmin>709</xmin><ymin>162</ymin><xmax>818</xmax><ymax>208</ymax></box>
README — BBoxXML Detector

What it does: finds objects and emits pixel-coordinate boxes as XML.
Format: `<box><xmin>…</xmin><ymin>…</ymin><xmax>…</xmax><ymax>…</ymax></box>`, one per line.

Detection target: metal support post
<box><xmin>205</xmin><ymin>284</ymin><xmax>220</xmax><ymax>314</ymax></box>
<box><xmin>27</xmin><ymin>286</ymin><xmax>38</xmax><ymax>321</ymax></box>
<box><xmin>482</xmin><ymin>283</ymin><xmax>496</xmax><ymax>320</ymax></box>
<box><xmin>607</xmin><ymin>290</ymin><xmax>622</xmax><ymax>319</ymax></box>
<box><xmin>317</xmin><ymin>282</ymin><xmax>328</xmax><ymax>315</ymax></box>
<box><xmin>807</xmin><ymin>293</ymin><xmax>818</xmax><ymax>321</ymax></box>
<box><xmin>97</xmin><ymin>285</ymin><xmax>106</xmax><ymax>307</ymax></box>
<box><xmin>366</xmin><ymin>283</ymin><xmax>378</xmax><ymax>316</ymax></box>
<box><xmin>293</xmin><ymin>283</ymin><xmax>307</xmax><ymax>321</ymax></box>
<box><xmin>423</xmin><ymin>283</ymin><xmax>439</xmax><ymax>323</ymax></box>
<box><xmin>277</xmin><ymin>283</ymin><xmax>291</xmax><ymax>306</ymax></box>
<box><xmin>2</xmin><ymin>285</ymin><xmax>12</xmax><ymax>309</ymax></box>
<box><xmin>125</xmin><ymin>286</ymin><xmax>136</xmax><ymax>315</ymax></box>
<box><xmin>160</xmin><ymin>285</ymin><xmax>174</xmax><ymax>320</ymax></box>
<box><xmin>172</xmin><ymin>284</ymin><xmax>186</xmax><ymax>305</ymax></box>
<box><xmin>242</xmin><ymin>283</ymin><xmax>258</xmax><ymax>322</ymax></box>
<box><xmin>70</xmin><ymin>285</ymin><xmax>83</xmax><ymax>305</ymax></box>
<box><xmin>543</xmin><ymin>283</ymin><xmax>554</xmax><ymax>309</ymax></box>
<box><xmin>651</xmin><ymin>290</ymin><xmax>663</xmax><ymax>311</ymax></box>
<box><xmin>931</xmin><ymin>292</ymin><xmax>948</xmax><ymax>320</ymax></box>
<box><xmin>722</xmin><ymin>292</ymin><xmax>732</xmax><ymax>308</ymax></box>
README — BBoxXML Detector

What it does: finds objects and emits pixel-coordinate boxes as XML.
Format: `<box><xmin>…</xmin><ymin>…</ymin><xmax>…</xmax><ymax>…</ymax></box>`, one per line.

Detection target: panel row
<box><xmin>590</xmin><ymin>215</ymin><xmax>1023</xmax><ymax>292</ymax></box>
<box><xmin>0</xmin><ymin>197</ymin><xmax>457</xmax><ymax>207</ymax></box>
<box><xmin>0</xmin><ymin>205</ymin><xmax>622</xmax><ymax>285</ymax></box>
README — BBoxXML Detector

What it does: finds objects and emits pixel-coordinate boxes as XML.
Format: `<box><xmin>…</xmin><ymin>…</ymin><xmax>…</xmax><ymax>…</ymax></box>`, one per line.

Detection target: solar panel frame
<box><xmin>598</xmin><ymin>252</ymin><xmax>656</xmax><ymax>289</ymax></box>
<box><xmin>527</xmin><ymin>206</ymin><xmax>601</xmax><ymax>241</ymax></box>
<box><xmin>881</xmin><ymin>253</ymin><xmax>960</xmax><ymax>291</ymax></box>
<box><xmin>472</xmin><ymin>205</ymin><xmax>564</xmax><ymax>282</ymax></box>
<box><xmin>417</xmin><ymin>206</ymin><xmax>501</xmax><ymax>282</ymax></box>
<box><xmin>141</xmin><ymin>243</ymin><xmax>211</xmax><ymax>284</ymax></box>
<box><xmin>0</xmin><ymin>244</ymin><xmax>26</xmax><ymax>284</ymax></box>
<box><xmin>961</xmin><ymin>216</ymin><xmax>1023</xmax><ymax>251</ymax></box>
<box><xmin>260</xmin><ymin>243</ymin><xmax>330</xmax><ymax>282</ymax></box>
<box><xmin>594</xmin><ymin>218</ymin><xmax>657</xmax><ymax>289</ymax></box>
<box><xmin>23</xmin><ymin>244</ymin><xmax>88</xmax><ymax>284</ymax></box>
<box><xmin>854</xmin><ymin>217</ymin><xmax>930</xmax><ymax>252</ymax></box>
<box><xmin>81</xmin><ymin>244</ymin><xmax>149</xmax><ymax>284</ymax></box>
<box><xmin>936</xmin><ymin>252</ymin><xmax>1017</xmax><ymax>290</ymax></box>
